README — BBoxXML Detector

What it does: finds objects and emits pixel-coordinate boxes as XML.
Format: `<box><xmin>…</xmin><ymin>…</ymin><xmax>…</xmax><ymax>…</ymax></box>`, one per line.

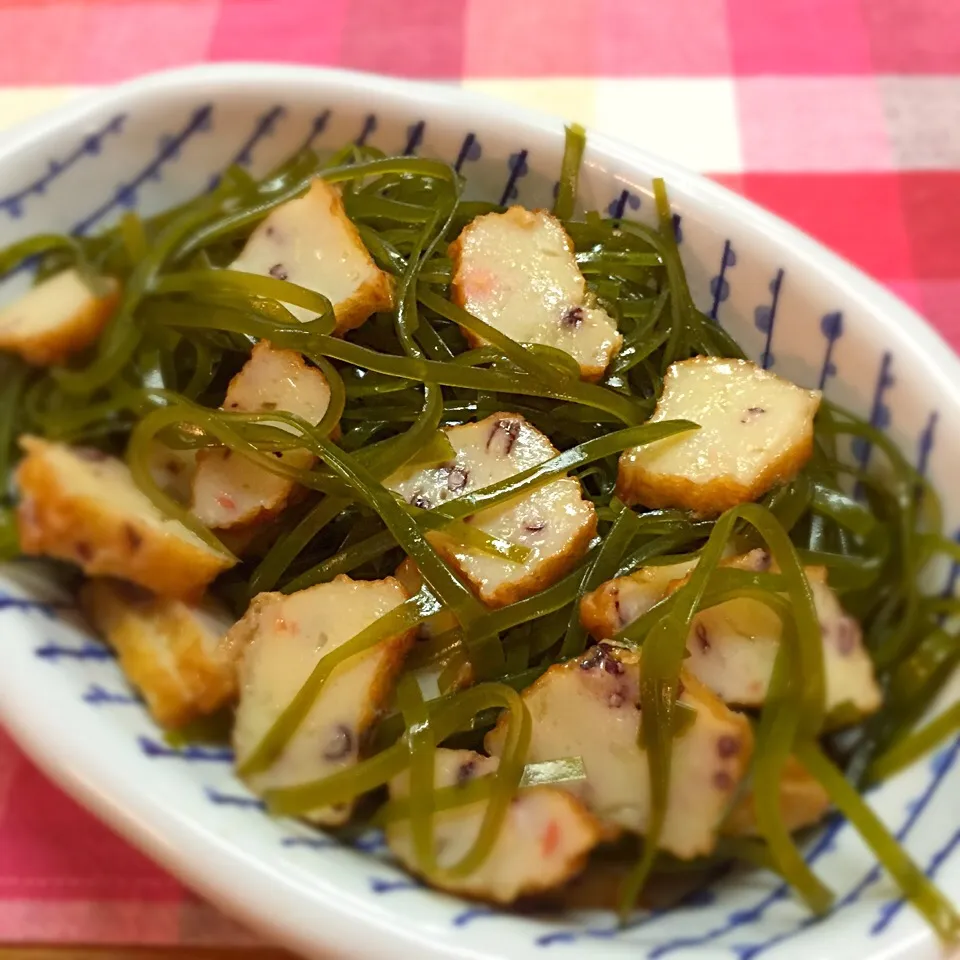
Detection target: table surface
<box><xmin>1</xmin><ymin>0</ymin><xmax>960</xmax><ymax>956</ymax></box>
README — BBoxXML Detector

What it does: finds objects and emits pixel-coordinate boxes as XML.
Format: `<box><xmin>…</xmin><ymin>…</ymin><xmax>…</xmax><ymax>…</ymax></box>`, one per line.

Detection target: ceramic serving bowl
<box><xmin>0</xmin><ymin>63</ymin><xmax>957</xmax><ymax>960</ymax></box>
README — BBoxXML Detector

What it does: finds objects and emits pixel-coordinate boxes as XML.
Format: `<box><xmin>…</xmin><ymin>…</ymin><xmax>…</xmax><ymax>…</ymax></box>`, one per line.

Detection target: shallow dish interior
<box><xmin>0</xmin><ymin>64</ymin><xmax>957</xmax><ymax>960</ymax></box>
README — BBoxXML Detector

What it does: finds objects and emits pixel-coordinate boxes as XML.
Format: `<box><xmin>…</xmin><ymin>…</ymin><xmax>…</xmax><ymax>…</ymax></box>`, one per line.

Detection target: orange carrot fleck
<box><xmin>541</xmin><ymin>819</ymin><xmax>560</xmax><ymax>858</ymax></box>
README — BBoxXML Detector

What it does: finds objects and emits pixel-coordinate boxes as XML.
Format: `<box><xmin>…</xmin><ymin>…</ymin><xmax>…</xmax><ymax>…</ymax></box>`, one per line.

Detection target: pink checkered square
<box><xmin>463</xmin><ymin>0</ymin><xmax>595</xmax><ymax>77</ymax></box>
<box><xmin>209</xmin><ymin>0</ymin><xmax>349</xmax><ymax>65</ymax></box>
<box><xmin>709</xmin><ymin>173</ymin><xmax>747</xmax><ymax>196</ymax></box>
<box><xmin>0</xmin><ymin>2</ymin><xmax>86</xmax><ymax>84</ymax></box>
<box><xmin>737</xmin><ymin>78</ymin><xmax>894</xmax><ymax>172</ymax></box>
<box><xmin>339</xmin><ymin>0</ymin><xmax>467</xmax><ymax>78</ymax></box>
<box><xmin>884</xmin><ymin>279</ymin><xmax>926</xmax><ymax>314</ymax></box>
<box><xmin>917</xmin><ymin>280</ymin><xmax>960</xmax><ymax>353</ymax></box>
<box><xmin>738</xmin><ymin>173</ymin><xmax>913</xmax><ymax>282</ymax></box>
<box><xmin>863</xmin><ymin>0</ymin><xmax>960</xmax><ymax>73</ymax></box>
<box><xmin>74</xmin><ymin>0</ymin><xmax>221</xmax><ymax>83</ymax></box>
<box><xmin>726</xmin><ymin>0</ymin><xmax>873</xmax><ymax>75</ymax></box>
<box><xmin>0</xmin><ymin>754</ymin><xmax>182</xmax><ymax>902</ymax></box>
<box><xmin>597</xmin><ymin>0</ymin><xmax>731</xmax><ymax>76</ymax></box>
<box><xmin>900</xmin><ymin>172</ymin><xmax>960</xmax><ymax>279</ymax></box>
<box><xmin>0</xmin><ymin>730</ymin><xmax>22</xmax><ymax>819</ymax></box>
<box><xmin>879</xmin><ymin>78</ymin><xmax>960</xmax><ymax>170</ymax></box>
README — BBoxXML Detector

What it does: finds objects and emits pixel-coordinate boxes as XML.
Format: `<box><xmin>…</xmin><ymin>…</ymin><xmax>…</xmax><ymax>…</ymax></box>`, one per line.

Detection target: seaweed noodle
<box><xmin>2</xmin><ymin>124</ymin><xmax>958</xmax><ymax>940</ymax></box>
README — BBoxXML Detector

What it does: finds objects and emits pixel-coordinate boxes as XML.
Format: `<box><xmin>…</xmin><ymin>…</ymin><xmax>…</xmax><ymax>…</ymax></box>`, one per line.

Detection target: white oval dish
<box><xmin>0</xmin><ymin>63</ymin><xmax>957</xmax><ymax>960</ymax></box>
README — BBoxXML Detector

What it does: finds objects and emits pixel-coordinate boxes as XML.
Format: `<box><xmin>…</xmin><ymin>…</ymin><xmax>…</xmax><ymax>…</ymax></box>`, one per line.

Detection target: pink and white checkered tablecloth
<box><xmin>1</xmin><ymin>0</ymin><xmax>959</xmax><ymax>950</ymax></box>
